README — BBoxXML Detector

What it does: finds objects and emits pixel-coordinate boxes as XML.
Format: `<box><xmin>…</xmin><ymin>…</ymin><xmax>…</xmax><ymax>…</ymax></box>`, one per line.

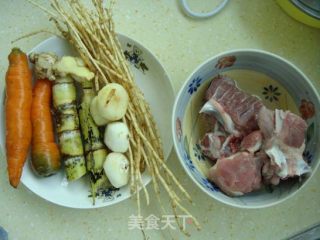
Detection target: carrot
<box><xmin>31</xmin><ymin>79</ymin><xmax>61</xmax><ymax>176</ymax></box>
<box><xmin>5</xmin><ymin>48</ymin><xmax>32</xmax><ymax>188</ymax></box>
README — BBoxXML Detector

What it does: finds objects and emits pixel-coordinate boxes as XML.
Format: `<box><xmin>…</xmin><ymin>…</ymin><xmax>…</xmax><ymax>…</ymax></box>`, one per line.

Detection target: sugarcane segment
<box><xmin>78</xmin><ymin>80</ymin><xmax>110</xmax><ymax>203</ymax></box>
<box><xmin>53</xmin><ymin>76</ymin><xmax>86</xmax><ymax>181</ymax></box>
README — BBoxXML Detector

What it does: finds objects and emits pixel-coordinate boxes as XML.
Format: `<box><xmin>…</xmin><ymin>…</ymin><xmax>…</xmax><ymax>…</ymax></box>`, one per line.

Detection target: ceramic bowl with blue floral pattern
<box><xmin>172</xmin><ymin>49</ymin><xmax>320</xmax><ymax>208</ymax></box>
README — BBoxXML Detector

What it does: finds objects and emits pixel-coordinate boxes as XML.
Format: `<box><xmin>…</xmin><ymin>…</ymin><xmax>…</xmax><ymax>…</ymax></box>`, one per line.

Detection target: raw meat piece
<box><xmin>201</xmin><ymin>75</ymin><xmax>263</xmax><ymax>136</ymax></box>
<box><xmin>205</xmin><ymin>75</ymin><xmax>235</xmax><ymax>101</ymax></box>
<box><xmin>199</xmin><ymin>122</ymin><xmax>242</xmax><ymax>161</ymax></box>
<box><xmin>200</xmin><ymin>100</ymin><xmax>239</xmax><ymax>135</ymax></box>
<box><xmin>208</xmin><ymin>152</ymin><xmax>263</xmax><ymax>196</ymax></box>
<box><xmin>241</xmin><ymin>130</ymin><xmax>263</xmax><ymax>153</ymax></box>
<box><xmin>254</xmin><ymin>151</ymin><xmax>280</xmax><ymax>185</ymax></box>
<box><xmin>220</xmin><ymin>135</ymin><xmax>242</xmax><ymax>157</ymax></box>
<box><xmin>199</xmin><ymin>113</ymin><xmax>218</xmax><ymax>133</ymax></box>
<box><xmin>262</xmin><ymin>160</ymin><xmax>281</xmax><ymax>185</ymax></box>
<box><xmin>258</xmin><ymin>107</ymin><xmax>311</xmax><ymax>180</ymax></box>
<box><xmin>199</xmin><ymin>131</ymin><xmax>226</xmax><ymax>161</ymax></box>
<box><xmin>274</xmin><ymin>109</ymin><xmax>306</xmax><ymax>148</ymax></box>
<box><xmin>257</xmin><ymin>107</ymin><xmax>281</xmax><ymax>185</ymax></box>
<box><xmin>265</xmin><ymin>144</ymin><xmax>310</xmax><ymax>178</ymax></box>
<box><xmin>257</xmin><ymin>106</ymin><xmax>274</xmax><ymax>139</ymax></box>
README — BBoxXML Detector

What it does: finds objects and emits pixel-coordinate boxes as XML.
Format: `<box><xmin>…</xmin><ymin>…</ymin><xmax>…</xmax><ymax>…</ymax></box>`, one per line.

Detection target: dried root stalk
<box><xmin>27</xmin><ymin>0</ymin><xmax>201</xmax><ymax>234</ymax></box>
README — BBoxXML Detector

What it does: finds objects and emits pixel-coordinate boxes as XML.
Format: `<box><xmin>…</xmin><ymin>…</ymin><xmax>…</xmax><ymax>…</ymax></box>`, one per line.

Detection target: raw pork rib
<box><xmin>241</xmin><ymin>130</ymin><xmax>263</xmax><ymax>153</ymax></box>
<box><xmin>208</xmin><ymin>152</ymin><xmax>263</xmax><ymax>196</ymax></box>
<box><xmin>199</xmin><ymin>122</ymin><xmax>245</xmax><ymax>161</ymax></box>
<box><xmin>199</xmin><ymin>75</ymin><xmax>311</xmax><ymax>196</ymax></box>
<box><xmin>204</xmin><ymin>75</ymin><xmax>235</xmax><ymax>101</ymax></box>
<box><xmin>200</xmin><ymin>126</ymin><xmax>263</xmax><ymax>162</ymax></box>
<box><xmin>200</xmin><ymin>75</ymin><xmax>263</xmax><ymax>136</ymax></box>
<box><xmin>258</xmin><ymin>107</ymin><xmax>311</xmax><ymax>181</ymax></box>
<box><xmin>199</xmin><ymin>131</ymin><xmax>226</xmax><ymax>161</ymax></box>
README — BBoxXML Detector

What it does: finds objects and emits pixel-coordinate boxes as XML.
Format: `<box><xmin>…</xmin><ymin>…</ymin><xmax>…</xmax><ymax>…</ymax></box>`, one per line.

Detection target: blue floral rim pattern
<box><xmin>188</xmin><ymin>77</ymin><xmax>202</xmax><ymax>95</ymax></box>
<box><xmin>183</xmin><ymin>152</ymin><xmax>219</xmax><ymax>193</ymax></box>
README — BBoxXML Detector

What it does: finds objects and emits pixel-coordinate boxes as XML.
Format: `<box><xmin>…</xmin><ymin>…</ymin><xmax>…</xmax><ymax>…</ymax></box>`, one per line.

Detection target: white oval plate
<box><xmin>0</xmin><ymin>34</ymin><xmax>174</xmax><ymax>208</ymax></box>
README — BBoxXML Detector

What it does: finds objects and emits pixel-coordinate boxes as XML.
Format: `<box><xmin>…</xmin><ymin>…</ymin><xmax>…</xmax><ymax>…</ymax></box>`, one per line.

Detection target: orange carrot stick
<box><xmin>31</xmin><ymin>79</ymin><xmax>61</xmax><ymax>176</ymax></box>
<box><xmin>5</xmin><ymin>48</ymin><xmax>32</xmax><ymax>188</ymax></box>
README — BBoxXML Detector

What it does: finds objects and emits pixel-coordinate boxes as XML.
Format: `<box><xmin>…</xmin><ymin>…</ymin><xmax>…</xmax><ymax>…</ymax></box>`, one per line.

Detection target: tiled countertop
<box><xmin>0</xmin><ymin>1</ymin><xmax>319</xmax><ymax>239</ymax></box>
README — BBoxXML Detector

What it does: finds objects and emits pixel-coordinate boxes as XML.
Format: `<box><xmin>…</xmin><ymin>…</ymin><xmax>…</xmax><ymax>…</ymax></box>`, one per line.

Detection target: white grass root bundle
<box><xmin>27</xmin><ymin>0</ymin><xmax>201</xmax><ymax>234</ymax></box>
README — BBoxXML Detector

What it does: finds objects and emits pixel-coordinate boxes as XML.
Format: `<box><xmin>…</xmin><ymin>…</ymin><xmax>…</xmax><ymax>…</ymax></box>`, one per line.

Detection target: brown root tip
<box><xmin>10</xmin><ymin>179</ymin><xmax>19</xmax><ymax>188</ymax></box>
<box><xmin>8</xmin><ymin>162</ymin><xmax>22</xmax><ymax>188</ymax></box>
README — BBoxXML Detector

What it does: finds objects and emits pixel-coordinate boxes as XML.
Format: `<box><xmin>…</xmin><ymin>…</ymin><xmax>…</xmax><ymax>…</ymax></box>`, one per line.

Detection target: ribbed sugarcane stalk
<box><xmin>52</xmin><ymin>76</ymin><xmax>86</xmax><ymax>181</ymax></box>
<box><xmin>78</xmin><ymin>80</ymin><xmax>109</xmax><ymax>204</ymax></box>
